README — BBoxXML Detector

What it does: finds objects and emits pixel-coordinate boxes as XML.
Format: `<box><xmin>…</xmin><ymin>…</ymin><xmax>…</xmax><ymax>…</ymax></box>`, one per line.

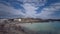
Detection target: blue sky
<box><xmin>0</xmin><ymin>0</ymin><xmax>60</xmax><ymax>19</ymax></box>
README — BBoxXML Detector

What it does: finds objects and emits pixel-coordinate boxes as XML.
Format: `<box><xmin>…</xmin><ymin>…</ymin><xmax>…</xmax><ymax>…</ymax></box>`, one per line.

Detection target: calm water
<box><xmin>19</xmin><ymin>21</ymin><xmax>60</xmax><ymax>34</ymax></box>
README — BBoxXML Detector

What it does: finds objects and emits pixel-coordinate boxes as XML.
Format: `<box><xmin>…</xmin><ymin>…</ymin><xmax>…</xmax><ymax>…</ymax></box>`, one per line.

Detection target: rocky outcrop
<box><xmin>0</xmin><ymin>23</ymin><xmax>27</xmax><ymax>34</ymax></box>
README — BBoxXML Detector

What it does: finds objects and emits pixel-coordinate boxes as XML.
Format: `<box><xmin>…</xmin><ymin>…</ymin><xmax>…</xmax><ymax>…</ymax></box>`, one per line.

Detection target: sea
<box><xmin>18</xmin><ymin>21</ymin><xmax>60</xmax><ymax>34</ymax></box>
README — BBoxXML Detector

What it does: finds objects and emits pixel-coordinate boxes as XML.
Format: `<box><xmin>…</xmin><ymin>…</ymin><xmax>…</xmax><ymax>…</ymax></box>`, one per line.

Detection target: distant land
<box><xmin>0</xmin><ymin>18</ymin><xmax>60</xmax><ymax>23</ymax></box>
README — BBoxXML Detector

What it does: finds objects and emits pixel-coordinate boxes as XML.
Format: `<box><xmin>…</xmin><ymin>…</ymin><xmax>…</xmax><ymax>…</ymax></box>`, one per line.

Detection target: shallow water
<box><xmin>19</xmin><ymin>21</ymin><xmax>60</xmax><ymax>34</ymax></box>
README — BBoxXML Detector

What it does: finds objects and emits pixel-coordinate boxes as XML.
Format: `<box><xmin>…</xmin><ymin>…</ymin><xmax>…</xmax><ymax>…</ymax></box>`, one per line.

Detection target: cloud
<box><xmin>36</xmin><ymin>2</ymin><xmax>60</xmax><ymax>19</ymax></box>
<box><xmin>18</xmin><ymin>0</ymin><xmax>46</xmax><ymax>7</ymax></box>
<box><xmin>22</xmin><ymin>2</ymin><xmax>60</xmax><ymax>19</ymax></box>
<box><xmin>23</xmin><ymin>3</ymin><xmax>38</xmax><ymax>18</ymax></box>
<box><xmin>22</xmin><ymin>0</ymin><xmax>46</xmax><ymax>18</ymax></box>
<box><xmin>0</xmin><ymin>0</ymin><xmax>60</xmax><ymax>19</ymax></box>
<box><xmin>0</xmin><ymin>0</ymin><xmax>46</xmax><ymax>18</ymax></box>
<box><xmin>0</xmin><ymin>4</ymin><xmax>25</xmax><ymax>18</ymax></box>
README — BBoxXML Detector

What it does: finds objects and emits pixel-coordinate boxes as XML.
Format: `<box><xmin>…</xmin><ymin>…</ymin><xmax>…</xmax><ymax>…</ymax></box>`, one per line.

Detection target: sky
<box><xmin>0</xmin><ymin>0</ymin><xmax>60</xmax><ymax>19</ymax></box>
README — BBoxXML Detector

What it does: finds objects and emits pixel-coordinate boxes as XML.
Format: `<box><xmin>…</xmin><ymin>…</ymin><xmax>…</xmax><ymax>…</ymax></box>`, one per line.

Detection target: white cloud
<box><xmin>18</xmin><ymin>0</ymin><xmax>46</xmax><ymax>7</ymax></box>
<box><xmin>22</xmin><ymin>0</ymin><xmax>46</xmax><ymax>18</ymax></box>
<box><xmin>0</xmin><ymin>4</ymin><xmax>25</xmax><ymax>18</ymax></box>
<box><xmin>0</xmin><ymin>0</ymin><xmax>60</xmax><ymax>19</ymax></box>
<box><xmin>36</xmin><ymin>3</ymin><xmax>60</xmax><ymax>19</ymax></box>
<box><xmin>0</xmin><ymin>0</ymin><xmax>47</xmax><ymax>18</ymax></box>
<box><xmin>23</xmin><ymin>3</ymin><xmax>38</xmax><ymax>18</ymax></box>
<box><xmin>22</xmin><ymin>2</ymin><xmax>60</xmax><ymax>19</ymax></box>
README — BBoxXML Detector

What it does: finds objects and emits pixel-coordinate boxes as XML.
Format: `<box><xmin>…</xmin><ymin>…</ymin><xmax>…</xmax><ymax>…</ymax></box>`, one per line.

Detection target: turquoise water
<box><xmin>20</xmin><ymin>22</ymin><xmax>60</xmax><ymax>31</ymax></box>
<box><xmin>20</xmin><ymin>21</ymin><xmax>60</xmax><ymax>34</ymax></box>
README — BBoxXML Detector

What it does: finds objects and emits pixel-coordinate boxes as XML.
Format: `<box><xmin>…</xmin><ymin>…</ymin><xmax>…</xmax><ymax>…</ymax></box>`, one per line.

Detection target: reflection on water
<box><xmin>18</xmin><ymin>21</ymin><xmax>60</xmax><ymax>34</ymax></box>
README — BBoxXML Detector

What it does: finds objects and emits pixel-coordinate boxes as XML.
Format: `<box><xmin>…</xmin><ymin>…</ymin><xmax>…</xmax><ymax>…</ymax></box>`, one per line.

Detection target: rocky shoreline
<box><xmin>0</xmin><ymin>23</ymin><xmax>36</xmax><ymax>34</ymax></box>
